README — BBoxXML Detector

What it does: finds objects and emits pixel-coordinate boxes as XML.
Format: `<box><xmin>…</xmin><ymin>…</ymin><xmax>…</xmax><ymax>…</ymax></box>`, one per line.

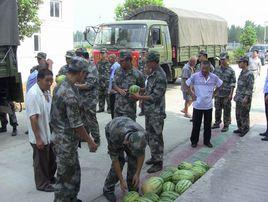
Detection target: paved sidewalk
<box><xmin>177</xmin><ymin>125</ymin><xmax>268</xmax><ymax>202</ymax></box>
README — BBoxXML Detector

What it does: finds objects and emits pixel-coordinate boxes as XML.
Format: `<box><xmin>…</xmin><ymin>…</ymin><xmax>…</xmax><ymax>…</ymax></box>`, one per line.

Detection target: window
<box><xmin>151</xmin><ymin>27</ymin><xmax>161</xmax><ymax>45</ymax></box>
<box><xmin>34</xmin><ymin>35</ymin><xmax>41</xmax><ymax>51</ymax></box>
<box><xmin>50</xmin><ymin>1</ymin><xmax>62</xmax><ymax>17</ymax></box>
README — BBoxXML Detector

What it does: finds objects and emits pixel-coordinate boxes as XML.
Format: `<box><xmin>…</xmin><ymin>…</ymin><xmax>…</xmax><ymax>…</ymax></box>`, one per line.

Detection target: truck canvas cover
<box><xmin>0</xmin><ymin>0</ymin><xmax>19</xmax><ymax>46</ymax></box>
<box><xmin>126</xmin><ymin>6</ymin><xmax>227</xmax><ymax>47</ymax></box>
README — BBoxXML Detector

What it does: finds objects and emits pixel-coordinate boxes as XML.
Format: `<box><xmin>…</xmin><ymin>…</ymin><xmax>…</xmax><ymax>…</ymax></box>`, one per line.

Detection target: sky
<box><xmin>74</xmin><ymin>0</ymin><xmax>268</xmax><ymax>31</ymax></box>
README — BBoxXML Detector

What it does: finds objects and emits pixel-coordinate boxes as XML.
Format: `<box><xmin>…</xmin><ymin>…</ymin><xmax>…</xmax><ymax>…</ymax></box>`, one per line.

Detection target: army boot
<box><xmin>0</xmin><ymin>126</ymin><xmax>7</xmax><ymax>133</ymax></box>
<box><xmin>145</xmin><ymin>158</ymin><xmax>155</xmax><ymax>165</ymax></box>
<box><xmin>103</xmin><ymin>191</ymin><xmax>116</xmax><ymax>202</ymax></box>
<box><xmin>221</xmin><ymin>125</ymin><xmax>229</xmax><ymax>132</ymax></box>
<box><xmin>147</xmin><ymin>161</ymin><xmax>163</xmax><ymax>173</ymax></box>
<box><xmin>211</xmin><ymin>123</ymin><xmax>220</xmax><ymax>129</ymax></box>
<box><xmin>12</xmin><ymin>126</ymin><xmax>17</xmax><ymax>136</ymax></box>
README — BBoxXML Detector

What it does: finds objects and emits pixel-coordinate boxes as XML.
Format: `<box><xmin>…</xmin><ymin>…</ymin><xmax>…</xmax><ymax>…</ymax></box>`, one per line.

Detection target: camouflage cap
<box><xmin>128</xmin><ymin>131</ymin><xmax>147</xmax><ymax>157</ymax></box>
<box><xmin>68</xmin><ymin>56</ymin><xmax>89</xmax><ymax>72</ymax></box>
<box><xmin>65</xmin><ymin>50</ymin><xmax>75</xmax><ymax>58</ymax></box>
<box><xmin>146</xmin><ymin>51</ymin><xmax>160</xmax><ymax>63</ymax></box>
<box><xmin>119</xmin><ymin>50</ymin><xmax>132</xmax><ymax>61</ymax></box>
<box><xmin>198</xmin><ymin>50</ymin><xmax>208</xmax><ymax>56</ymax></box>
<box><xmin>237</xmin><ymin>56</ymin><xmax>249</xmax><ymax>63</ymax></box>
<box><xmin>75</xmin><ymin>48</ymin><xmax>87</xmax><ymax>57</ymax></box>
<box><xmin>219</xmin><ymin>52</ymin><xmax>229</xmax><ymax>60</ymax></box>
<box><xmin>35</xmin><ymin>52</ymin><xmax>47</xmax><ymax>59</ymax></box>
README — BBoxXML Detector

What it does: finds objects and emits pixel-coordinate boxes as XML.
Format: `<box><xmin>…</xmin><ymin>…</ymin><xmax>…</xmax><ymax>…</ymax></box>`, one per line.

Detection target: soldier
<box><xmin>131</xmin><ymin>51</ymin><xmax>167</xmax><ymax>173</ymax></box>
<box><xmin>57</xmin><ymin>50</ymin><xmax>75</xmax><ymax>76</ymax></box>
<box><xmin>195</xmin><ymin>50</ymin><xmax>214</xmax><ymax>72</ymax></box>
<box><xmin>97</xmin><ymin>49</ymin><xmax>111</xmax><ymax>113</ymax></box>
<box><xmin>75</xmin><ymin>58</ymin><xmax>100</xmax><ymax>145</ymax></box>
<box><xmin>211</xmin><ymin>52</ymin><xmax>236</xmax><ymax>132</ymax></box>
<box><xmin>112</xmin><ymin>50</ymin><xmax>145</xmax><ymax>121</ymax></box>
<box><xmin>0</xmin><ymin>101</ymin><xmax>18</xmax><ymax>136</ymax></box>
<box><xmin>103</xmin><ymin>117</ymin><xmax>146</xmax><ymax>202</ymax></box>
<box><xmin>50</xmin><ymin>57</ymin><xmax>97</xmax><ymax>202</ymax></box>
<box><xmin>233</xmin><ymin>56</ymin><xmax>254</xmax><ymax>137</ymax></box>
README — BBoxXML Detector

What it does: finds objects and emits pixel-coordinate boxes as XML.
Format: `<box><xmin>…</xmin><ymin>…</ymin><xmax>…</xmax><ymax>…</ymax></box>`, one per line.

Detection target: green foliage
<box><xmin>240</xmin><ymin>25</ymin><xmax>257</xmax><ymax>50</ymax></box>
<box><xmin>18</xmin><ymin>0</ymin><xmax>42</xmax><ymax>41</ymax></box>
<box><xmin>228</xmin><ymin>25</ymin><xmax>242</xmax><ymax>42</ymax></box>
<box><xmin>115</xmin><ymin>0</ymin><xmax>164</xmax><ymax>20</ymax></box>
<box><xmin>233</xmin><ymin>48</ymin><xmax>245</xmax><ymax>60</ymax></box>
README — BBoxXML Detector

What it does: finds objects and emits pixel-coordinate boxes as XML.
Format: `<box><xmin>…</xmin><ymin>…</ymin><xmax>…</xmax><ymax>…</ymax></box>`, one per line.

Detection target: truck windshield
<box><xmin>95</xmin><ymin>24</ymin><xmax>147</xmax><ymax>49</ymax></box>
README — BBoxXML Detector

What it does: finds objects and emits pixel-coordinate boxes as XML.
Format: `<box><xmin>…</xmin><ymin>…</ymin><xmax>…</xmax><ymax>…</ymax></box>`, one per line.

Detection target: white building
<box><xmin>17</xmin><ymin>0</ymin><xmax>74</xmax><ymax>81</ymax></box>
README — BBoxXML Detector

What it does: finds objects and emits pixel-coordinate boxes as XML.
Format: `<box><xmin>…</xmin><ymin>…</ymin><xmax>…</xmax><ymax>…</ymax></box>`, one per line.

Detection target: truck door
<box><xmin>149</xmin><ymin>25</ymin><xmax>165</xmax><ymax>63</ymax></box>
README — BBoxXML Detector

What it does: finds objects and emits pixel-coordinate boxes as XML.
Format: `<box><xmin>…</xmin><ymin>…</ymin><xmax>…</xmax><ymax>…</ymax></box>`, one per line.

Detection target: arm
<box><xmin>112</xmin><ymin>160</ymin><xmax>127</xmax><ymax>191</ymax></box>
<box><xmin>132</xmin><ymin>154</ymin><xmax>145</xmax><ymax>187</ymax></box>
<box><xmin>229</xmin><ymin>70</ymin><xmax>236</xmax><ymax>100</ymax></box>
<box><xmin>243</xmin><ymin>73</ymin><xmax>254</xmax><ymax>106</ymax></box>
<box><xmin>30</xmin><ymin>114</ymin><xmax>44</xmax><ymax>150</ymax></box>
<box><xmin>74</xmin><ymin>126</ymin><xmax>96</xmax><ymax>152</ymax></box>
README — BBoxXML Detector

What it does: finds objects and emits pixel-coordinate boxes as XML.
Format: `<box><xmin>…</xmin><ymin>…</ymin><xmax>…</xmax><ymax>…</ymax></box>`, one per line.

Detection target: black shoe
<box><xmin>96</xmin><ymin>109</ymin><xmax>104</xmax><ymax>113</ymax></box>
<box><xmin>37</xmin><ymin>184</ymin><xmax>55</xmax><ymax>192</ymax></box>
<box><xmin>211</xmin><ymin>124</ymin><xmax>220</xmax><ymax>129</ymax></box>
<box><xmin>103</xmin><ymin>191</ymin><xmax>116</xmax><ymax>202</ymax></box>
<box><xmin>233</xmin><ymin>129</ymin><xmax>241</xmax><ymax>134</ymax></box>
<box><xmin>191</xmin><ymin>143</ymin><xmax>197</xmax><ymax>148</ymax></box>
<box><xmin>204</xmin><ymin>142</ymin><xmax>213</xmax><ymax>148</ymax></box>
<box><xmin>76</xmin><ymin>199</ymin><xmax>82</xmax><ymax>202</ymax></box>
<box><xmin>239</xmin><ymin>130</ymin><xmax>249</xmax><ymax>137</ymax></box>
<box><xmin>139</xmin><ymin>112</ymin><xmax>145</xmax><ymax>116</ymax></box>
<box><xmin>259</xmin><ymin>132</ymin><xmax>267</xmax><ymax>136</ymax></box>
<box><xmin>11</xmin><ymin>127</ymin><xmax>17</xmax><ymax>136</ymax></box>
<box><xmin>221</xmin><ymin>126</ymin><xmax>229</xmax><ymax>132</ymax></box>
<box><xmin>190</xmin><ymin>119</ymin><xmax>193</xmax><ymax>122</ymax></box>
<box><xmin>145</xmin><ymin>158</ymin><xmax>155</xmax><ymax>165</ymax></box>
<box><xmin>261</xmin><ymin>136</ymin><xmax>268</xmax><ymax>141</ymax></box>
<box><xmin>0</xmin><ymin>127</ymin><xmax>7</xmax><ymax>133</ymax></box>
<box><xmin>147</xmin><ymin>162</ymin><xmax>163</xmax><ymax>173</ymax></box>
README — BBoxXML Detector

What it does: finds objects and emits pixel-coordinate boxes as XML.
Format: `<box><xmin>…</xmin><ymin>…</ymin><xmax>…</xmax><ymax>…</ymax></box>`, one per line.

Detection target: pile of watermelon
<box><xmin>122</xmin><ymin>160</ymin><xmax>210</xmax><ymax>202</ymax></box>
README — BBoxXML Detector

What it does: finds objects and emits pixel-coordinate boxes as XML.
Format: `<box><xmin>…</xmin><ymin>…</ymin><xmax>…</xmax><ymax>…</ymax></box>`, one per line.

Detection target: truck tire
<box><xmin>171</xmin><ymin>67</ymin><xmax>177</xmax><ymax>84</ymax></box>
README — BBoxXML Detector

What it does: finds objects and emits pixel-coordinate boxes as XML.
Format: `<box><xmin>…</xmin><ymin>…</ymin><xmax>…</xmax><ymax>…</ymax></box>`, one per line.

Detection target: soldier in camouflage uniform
<box><xmin>0</xmin><ymin>101</ymin><xmax>18</xmax><ymax>136</ymax></box>
<box><xmin>50</xmin><ymin>57</ymin><xmax>97</xmax><ymax>202</ymax></box>
<box><xmin>103</xmin><ymin>117</ymin><xmax>146</xmax><ymax>202</ymax></box>
<box><xmin>131</xmin><ymin>51</ymin><xmax>167</xmax><ymax>173</ymax></box>
<box><xmin>75</xmin><ymin>59</ymin><xmax>100</xmax><ymax>145</ymax></box>
<box><xmin>195</xmin><ymin>50</ymin><xmax>214</xmax><ymax>72</ymax></box>
<box><xmin>112</xmin><ymin>50</ymin><xmax>145</xmax><ymax>121</ymax></box>
<box><xmin>97</xmin><ymin>49</ymin><xmax>111</xmax><ymax>113</ymax></box>
<box><xmin>211</xmin><ymin>52</ymin><xmax>236</xmax><ymax>132</ymax></box>
<box><xmin>57</xmin><ymin>50</ymin><xmax>75</xmax><ymax>76</ymax></box>
<box><xmin>233</xmin><ymin>56</ymin><xmax>254</xmax><ymax>137</ymax></box>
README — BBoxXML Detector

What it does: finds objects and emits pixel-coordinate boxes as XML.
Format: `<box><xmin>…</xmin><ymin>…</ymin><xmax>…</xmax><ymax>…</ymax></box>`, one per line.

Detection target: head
<box><xmin>100</xmin><ymin>49</ymin><xmax>107</xmax><ymax>61</ymax></box>
<box><xmin>145</xmin><ymin>51</ymin><xmax>160</xmax><ymax>74</ymax></box>
<box><xmin>36</xmin><ymin>52</ymin><xmax>47</xmax><ymax>65</ymax></box>
<box><xmin>198</xmin><ymin>50</ymin><xmax>208</xmax><ymax>62</ymax></box>
<box><xmin>252</xmin><ymin>50</ymin><xmax>259</xmax><ymax>58</ymax></box>
<box><xmin>37</xmin><ymin>69</ymin><xmax>53</xmax><ymax>91</ymax></box>
<box><xmin>128</xmin><ymin>131</ymin><xmax>146</xmax><ymax>157</ymax></box>
<box><xmin>66</xmin><ymin>56</ymin><xmax>89</xmax><ymax>83</ymax></box>
<box><xmin>141</xmin><ymin>49</ymin><xmax>147</xmax><ymax>61</ymax></box>
<box><xmin>108</xmin><ymin>54</ymin><xmax>117</xmax><ymax>64</ymax></box>
<box><xmin>75</xmin><ymin>48</ymin><xmax>85</xmax><ymax>58</ymax></box>
<box><xmin>65</xmin><ymin>50</ymin><xmax>75</xmax><ymax>65</ymax></box>
<box><xmin>219</xmin><ymin>52</ymin><xmax>229</xmax><ymax>66</ymax></box>
<box><xmin>237</xmin><ymin>56</ymin><xmax>249</xmax><ymax>69</ymax></box>
<box><xmin>201</xmin><ymin>60</ymin><xmax>211</xmax><ymax>76</ymax></box>
<box><xmin>118</xmin><ymin>50</ymin><xmax>132</xmax><ymax>70</ymax></box>
<box><xmin>188</xmin><ymin>56</ymin><xmax>197</xmax><ymax>67</ymax></box>
<box><xmin>83</xmin><ymin>51</ymin><xmax>90</xmax><ymax>62</ymax></box>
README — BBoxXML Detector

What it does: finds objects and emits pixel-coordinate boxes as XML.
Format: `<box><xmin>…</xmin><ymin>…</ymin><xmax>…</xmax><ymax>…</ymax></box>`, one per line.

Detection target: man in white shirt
<box><xmin>249</xmin><ymin>50</ymin><xmax>261</xmax><ymax>81</ymax></box>
<box><xmin>26</xmin><ymin>69</ymin><xmax>56</xmax><ymax>192</ymax></box>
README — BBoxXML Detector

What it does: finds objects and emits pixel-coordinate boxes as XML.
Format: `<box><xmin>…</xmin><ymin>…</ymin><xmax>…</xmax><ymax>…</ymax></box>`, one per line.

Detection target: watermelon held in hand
<box><xmin>141</xmin><ymin>177</ymin><xmax>164</xmax><ymax>195</ymax></box>
<box><xmin>56</xmin><ymin>75</ymin><xmax>66</xmax><ymax>85</ymax></box>
<box><xmin>129</xmin><ymin>85</ymin><xmax>140</xmax><ymax>94</ymax></box>
<box><xmin>122</xmin><ymin>191</ymin><xmax>140</xmax><ymax>202</ymax></box>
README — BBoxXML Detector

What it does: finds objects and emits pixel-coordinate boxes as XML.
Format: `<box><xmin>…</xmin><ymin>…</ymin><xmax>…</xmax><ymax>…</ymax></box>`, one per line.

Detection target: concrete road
<box><xmin>0</xmin><ymin>64</ymin><xmax>266</xmax><ymax>202</ymax></box>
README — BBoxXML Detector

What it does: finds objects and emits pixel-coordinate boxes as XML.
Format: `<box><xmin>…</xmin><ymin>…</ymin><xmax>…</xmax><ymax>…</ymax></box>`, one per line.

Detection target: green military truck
<box><xmin>0</xmin><ymin>0</ymin><xmax>23</xmax><ymax>113</ymax></box>
<box><xmin>85</xmin><ymin>6</ymin><xmax>227</xmax><ymax>83</ymax></box>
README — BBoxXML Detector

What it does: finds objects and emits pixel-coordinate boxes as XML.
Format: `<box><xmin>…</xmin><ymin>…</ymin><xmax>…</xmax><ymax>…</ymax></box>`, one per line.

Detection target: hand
<box><xmin>88</xmin><ymin>139</ymin><xmax>97</xmax><ymax>152</ymax></box>
<box><xmin>228</xmin><ymin>94</ymin><xmax>233</xmax><ymax>101</ymax></box>
<box><xmin>36</xmin><ymin>137</ymin><xmax>44</xmax><ymax>150</ymax></box>
<box><xmin>132</xmin><ymin>173</ymin><xmax>140</xmax><ymax>188</ymax></box>
<box><xmin>118</xmin><ymin>88</ymin><xmax>127</xmax><ymax>96</ymax></box>
<box><xmin>130</xmin><ymin>93</ymin><xmax>139</xmax><ymax>100</ymax></box>
<box><xmin>46</xmin><ymin>59</ymin><xmax>53</xmax><ymax>66</ymax></box>
<box><xmin>120</xmin><ymin>180</ymin><xmax>128</xmax><ymax>192</ymax></box>
<box><xmin>242</xmin><ymin>97</ymin><xmax>248</xmax><ymax>107</ymax></box>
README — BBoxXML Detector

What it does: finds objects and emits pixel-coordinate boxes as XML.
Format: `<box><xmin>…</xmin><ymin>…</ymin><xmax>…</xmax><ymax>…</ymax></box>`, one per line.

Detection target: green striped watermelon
<box><xmin>122</xmin><ymin>191</ymin><xmax>140</xmax><ymax>202</ymax></box>
<box><xmin>141</xmin><ymin>177</ymin><xmax>164</xmax><ymax>195</ymax></box>
<box><xmin>175</xmin><ymin>179</ymin><xmax>192</xmax><ymax>194</ymax></box>
<box><xmin>162</xmin><ymin>181</ymin><xmax>176</xmax><ymax>192</ymax></box>
<box><xmin>143</xmin><ymin>193</ymin><xmax>160</xmax><ymax>202</ymax></box>
<box><xmin>135</xmin><ymin>197</ymin><xmax>153</xmax><ymax>202</ymax></box>
<box><xmin>177</xmin><ymin>161</ymin><xmax>193</xmax><ymax>170</ymax></box>
<box><xmin>172</xmin><ymin>169</ymin><xmax>195</xmax><ymax>183</ymax></box>
<box><xmin>164</xmin><ymin>166</ymin><xmax>178</xmax><ymax>173</ymax></box>
<box><xmin>160</xmin><ymin>191</ymin><xmax>180</xmax><ymax>200</ymax></box>
<box><xmin>160</xmin><ymin>170</ymin><xmax>174</xmax><ymax>182</ymax></box>
<box><xmin>193</xmin><ymin>160</ymin><xmax>210</xmax><ymax>171</ymax></box>
<box><xmin>190</xmin><ymin>165</ymin><xmax>207</xmax><ymax>181</ymax></box>
<box><xmin>129</xmin><ymin>85</ymin><xmax>140</xmax><ymax>94</ymax></box>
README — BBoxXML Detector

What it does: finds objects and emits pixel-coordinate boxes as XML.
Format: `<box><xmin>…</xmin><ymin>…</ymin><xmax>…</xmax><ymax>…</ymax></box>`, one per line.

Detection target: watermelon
<box><xmin>136</xmin><ymin>197</ymin><xmax>153</xmax><ymax>202</ymax></box>
<box><xmin>162</xmin><ymin>181</ymin><xmax>176</xmax><ymax>192</ymax></box>
<box><xmin>129</xmin><ymin>85</ymin><xmax>140</xmax><ymax>94</ymax></box>
<box><xmin>143</xmin><ymin>193</ymin><xmax>160</xmax><ymax>202</ymax></box>
<box><xmin>175</xmin><ymin>180</ymin><xmax>192</xmax><ymax>195</ymax></box>
<box><xmin>193</xmin><ymin>160</ymin><xmax>210</xmax><ymax>171</ymax></box>
<box><xmin>141</xmin><ymin>177</ymin><xmax>164</xmax><ymax>195</ymax></box>
<box><xmin>158</xmin><ymin>199</ymin><xmax>173</xmax><ymax>202</ymax></box>
<box><xmin>160</xmin><ymin>170</ymin><xmax>174</xmax><ymax>182</ymax></box>
<box><xmin>177</xmin><ymin>161</ymin><xmax>193</xmax><ymax>170</ymax></box>
<box><xmin>164</xmin><ymin>166</ymin><xmax>178</xmax><ymax>173</ymax></box>
<box><xmin>190</xmin><ymin>166</ymin><xmax>207</xmax><ymax>181</ymax></box>
<box><xmin>56</xmin><ymin>75</ymin><xmax>66</xmax><ymax>85</ymax></box>
<box><xmin>122</xmin><ymin>191</ymin><xmax>140</xmax><ymax>202</ymax></box>
<box><xmin>172</xmin><ymin>169</ymin><xmax>195</xmax><ymax>183</ymax></box>
<box><xmin>160</xmin><ymin>191</ymin><xmax>180</xmax><ymax>200</ymax></box>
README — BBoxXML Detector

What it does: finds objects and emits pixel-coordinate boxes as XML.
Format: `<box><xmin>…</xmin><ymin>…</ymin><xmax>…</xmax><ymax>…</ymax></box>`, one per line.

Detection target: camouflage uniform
<box><xmin>50</xmin><ymin>58</ymin><xmax>88</xmax><ymax>202</ymax></box>
<box><xmin>97</xmin><ymin>60</ymin><xmax>110</xmax><ymax>111</ymax></box>
<box><xmin>113</xmin><ymin>66</ymin><xmax>145</xmax><ymax>121</ymax></box>
<box><xmin>30</xmin><ymin>52</ymin><xmax>47</xmax><ymax>73</ymax></box>
<box><xmin>77</xmin><ymin>62</ymin><xmax>100</xmax><ymax>144</ymax></box>
<box><xmin>144</xmin><ymin>53</ymin><xmax>167</xmax><ymax>163</ymax></box>
<box><xmin>103</xmin><ymin>117</ymin><xmax>146</xmax><ymax>195</ymax></box>
<box><xmin>0</xmin><ymin>102</ymin><xmax>18</xmax><ymax>128</ymax></box>
<box><xmin>213</xmin><ymin>65</ymin><xmax>236</xmax><ymax>126</ymax></box>
<box><xmin>57</xmin><ymin>50</ymin><xmax>76</xmax><ymax>76</ymax></box>
<box><xmin>234</xmin><ymin>68</ymin><xmax>254</xmax><ymax>134</ymax></box>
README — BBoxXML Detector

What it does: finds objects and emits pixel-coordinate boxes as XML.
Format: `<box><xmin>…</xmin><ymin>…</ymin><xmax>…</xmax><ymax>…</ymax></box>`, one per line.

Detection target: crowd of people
<box><xmin>1</xmin><ymin>47</ymin><xmax>267</xmax><ymax>202</ymax></box>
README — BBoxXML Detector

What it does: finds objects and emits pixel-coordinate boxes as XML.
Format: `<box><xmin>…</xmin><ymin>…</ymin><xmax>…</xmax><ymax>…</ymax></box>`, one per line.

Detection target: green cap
<box><xmin>35</xmin><ymin>52</ymin><xmax>47</xmax><ymax>59</ymax></box>
<box><xmin>68</xmin><ymin>56</ymin><xmax>89</xmax><ymax>72</ymax></box>
<box><xmin>119</xmin><ymin>50</ymin><xmax>132</xmax><ymax>60</ymax></box>
<box><xmin>65</xmin><ymin>50</ymin><xmax>75</xmax><ymax>58</ymax></box>
<box><xmin>146</xmin><ymin>51</ymin><xmax>160</xmax><ymax>63</ymax></box>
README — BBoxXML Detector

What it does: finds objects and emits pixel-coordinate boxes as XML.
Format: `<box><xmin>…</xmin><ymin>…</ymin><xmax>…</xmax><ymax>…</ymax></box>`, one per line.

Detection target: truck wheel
<box><xmin>171</xmin><ymin>68</ymin><xmax>177</xmax><ymax>84</ymax></box>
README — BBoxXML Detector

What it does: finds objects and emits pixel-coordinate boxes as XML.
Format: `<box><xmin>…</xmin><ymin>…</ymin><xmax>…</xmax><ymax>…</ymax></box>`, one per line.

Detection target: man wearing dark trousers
<box><xmin>186</xmin><ymin>61</ymin><xmax>222</xmax><ymax>148</ymax></box>
<box><xmin>260</xmin><ymin>69</ymin><xmax>268</xmax><ymax>140</ymax></box>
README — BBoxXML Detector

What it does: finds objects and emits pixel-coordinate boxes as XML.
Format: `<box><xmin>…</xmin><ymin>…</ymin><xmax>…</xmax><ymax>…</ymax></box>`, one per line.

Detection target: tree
<box><xmin>240</xmin><ymin>25</ymin><xmax>257</xmax><ymax>50</ymax></box>
<box><xmin>18</xmin><ymin>0</ymin><xmax>42</xmax><ymax>41</ymax></box>
<box><xmin>228</xmin><ymin>25</ymin><xmax>242</xmax><ymax>42</ymax></box>
<box><xmin>115</xmin><ymin>0</ymin><xmax>164</xmax><ymax>20</ymax></box>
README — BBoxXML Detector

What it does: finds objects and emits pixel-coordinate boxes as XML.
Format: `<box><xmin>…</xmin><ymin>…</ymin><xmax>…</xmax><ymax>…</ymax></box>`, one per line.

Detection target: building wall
<box><xmin>17</xmin><ymin>0</ymin><xmax>74</xmax><ymax>82</ymax></box>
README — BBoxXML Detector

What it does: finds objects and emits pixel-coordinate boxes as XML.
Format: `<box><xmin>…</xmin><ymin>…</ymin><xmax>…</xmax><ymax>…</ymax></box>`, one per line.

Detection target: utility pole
<box><xmin>264</xmin><ymin>21</ymin><xmax>268</xmax><ymax>44</ymax></box>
